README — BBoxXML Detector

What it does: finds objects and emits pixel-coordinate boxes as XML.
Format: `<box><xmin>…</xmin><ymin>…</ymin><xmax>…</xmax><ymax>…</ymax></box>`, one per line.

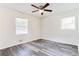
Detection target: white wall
<box><xmin>0</xmin><ymin>7</ymin><xmax>40</xmax><ymax>49</ymax></box>
<box><xmin>41</xmin><ymin>9</ymin><xmax>78</xmax><ymax>45</ymax></box>
<box><xmin>77</xmin><ymin>8</ymin><xmax>79</xmax><ymax>51</ymax></box>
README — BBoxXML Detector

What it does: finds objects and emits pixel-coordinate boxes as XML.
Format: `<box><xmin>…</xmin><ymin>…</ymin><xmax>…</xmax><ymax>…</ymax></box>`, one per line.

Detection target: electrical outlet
<box><xmin>19</xmin><ymin>40</ymin><xmax>23</xmax><ymax>42</ymax></box>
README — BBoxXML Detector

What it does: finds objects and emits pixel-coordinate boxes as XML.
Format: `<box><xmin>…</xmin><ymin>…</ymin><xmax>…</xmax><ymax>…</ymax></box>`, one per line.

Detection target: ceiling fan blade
<box><xmin>41</xmin><ymin>3</ymin><xmax>49</xmax><ymax>9</ymax></box>
<box><xmin>44</xmin><ymin>9</ymin><xmax>52</xmax><ymax>12</ymax></box>
<box><xmin>32</xmin><ymin>10</ymin><xmax>39</xmax><ymax>13</ymax></box>
<box><xmin>31</xmin><ymin>4</ymin><xmax>39</xmax><ymax>9</ymax></box>
<box><xmin>41</xmin><ymin>12</ymin><xmax>43</xmax><ymax>15</ymax></box>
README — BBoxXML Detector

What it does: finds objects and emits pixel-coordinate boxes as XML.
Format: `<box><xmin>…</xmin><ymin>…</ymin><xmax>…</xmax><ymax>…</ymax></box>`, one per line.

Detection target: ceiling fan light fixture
<box><xmin>39</xmin><ymin>10</ymin><xmax>44</xmax><ymax>13</ymax></box>
<box><xmin>31</xmin><ymin>3</ymin><xmax>52</xmax><ymax>15</ymax></box>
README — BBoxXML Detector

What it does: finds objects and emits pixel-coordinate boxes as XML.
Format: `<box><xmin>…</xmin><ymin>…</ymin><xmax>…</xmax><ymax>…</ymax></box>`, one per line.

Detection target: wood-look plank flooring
<box><xmin>0</xmin><ymin>39</ymin><xmax>78</xmax><ymax>56</ymax></box>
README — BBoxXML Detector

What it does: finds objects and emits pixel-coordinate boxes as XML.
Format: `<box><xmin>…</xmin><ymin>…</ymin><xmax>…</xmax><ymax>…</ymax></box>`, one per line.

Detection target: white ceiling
<box><xmin>0</xmin><ymin>3</ymin><xmax>79</xmax><ymax>18</ymax></box>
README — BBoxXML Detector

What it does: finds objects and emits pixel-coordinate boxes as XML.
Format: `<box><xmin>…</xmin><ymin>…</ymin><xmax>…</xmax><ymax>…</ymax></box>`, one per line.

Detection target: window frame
<box><xmin>16</xmin><ymin>18</ymin><xmax>28</xmax><ymax>35</ymax></box>
<box><xmin>61</xmin><ymin>16</ymin><xmax>76</xmax><ymax>30</ymax></box>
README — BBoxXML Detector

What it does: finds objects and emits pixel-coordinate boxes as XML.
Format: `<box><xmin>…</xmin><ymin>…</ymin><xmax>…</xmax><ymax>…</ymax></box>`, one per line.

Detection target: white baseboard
<box><xmin>0</xmin><ymin>38</ymin><xmax>39</xmax><ymax>50</ymax></box>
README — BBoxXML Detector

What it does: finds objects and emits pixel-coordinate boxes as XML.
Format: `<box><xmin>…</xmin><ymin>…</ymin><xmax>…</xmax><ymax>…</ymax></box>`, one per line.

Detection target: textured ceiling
<box><xmin>0</xmin><ymin>3</ymin><xmax>79</xmax><ymax>18</ymax></box>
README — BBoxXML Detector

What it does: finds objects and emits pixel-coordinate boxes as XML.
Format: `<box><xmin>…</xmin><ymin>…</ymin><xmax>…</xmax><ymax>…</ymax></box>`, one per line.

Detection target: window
<box><xmin>61</xmin><ymin>16</ymin><xmax>76</xmax><ymax>30</ymax></box>
<box><xmin>16</xmin><ymin>18</ymin><xmax>28</xmax><ymax>35</ymax></box>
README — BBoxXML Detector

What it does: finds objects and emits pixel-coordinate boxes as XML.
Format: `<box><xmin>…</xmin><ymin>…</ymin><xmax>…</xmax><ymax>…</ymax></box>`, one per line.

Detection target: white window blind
<box><xmin>16</xmin><ymin>18</ymin><xmax>28</xmax><ymax>35</ymax></box>
<box><xmin>61</xmin><ymin>16</ymin><xmax>76</xmax><ymax>30</ymax></box>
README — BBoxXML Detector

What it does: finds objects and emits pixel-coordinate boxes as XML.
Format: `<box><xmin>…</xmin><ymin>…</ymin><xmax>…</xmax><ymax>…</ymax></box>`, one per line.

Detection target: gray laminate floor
<box><xmin>0</xmin><ymin>39</ymin><xmax>78</xmax><ymax>56</ymax></box>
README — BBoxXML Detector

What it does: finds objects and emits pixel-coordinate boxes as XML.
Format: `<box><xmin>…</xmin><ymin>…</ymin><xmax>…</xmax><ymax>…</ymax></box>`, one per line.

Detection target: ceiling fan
<box><xmin>31</xmin><ymin>3</ymin><xmax>52</xmax><ymax>15</ymax></box>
